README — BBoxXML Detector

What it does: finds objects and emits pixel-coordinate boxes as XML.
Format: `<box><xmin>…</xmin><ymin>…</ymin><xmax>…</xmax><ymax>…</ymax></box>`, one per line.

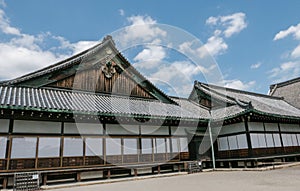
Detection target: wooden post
<box><xmin>134</xmin><ymin>169</ymin><xmax>138</xmax><ymax>176</ymax></box>
<box><xmin>43</xmin><ymin>174</ymin><xmax>48</xmax><ymax>186</ymax></box>
<box><xmin>76</xmin><ymin>172</ymin><xmax>81</xmax><ymax>182</ymax></box>
<box><xmin>178</xmin><ymin>164</ymin><xmax>181</xmax><ymax>172</ymax></box>
<box><xmin>157</xmin><ymin>165</ymin><xmax>161</xmax><ymax>174</ymax></box>
<box><xmin>107</xmin><ymin>170</ymin><xmax>111</xmax><ymax>179</ymax></box>
<box><xmin>2</xmin><ymin>177</ymin><xmax>7</xmax><ymax>189</ymax></box>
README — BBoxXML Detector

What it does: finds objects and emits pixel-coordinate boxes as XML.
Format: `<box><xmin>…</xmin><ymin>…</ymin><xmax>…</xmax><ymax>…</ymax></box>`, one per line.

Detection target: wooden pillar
<box><xmin>107</xmin><ymin>170</ymin><xmax>111</xmax><ymax>179</ymax></box>
<box><xmin>134</xmin><ymin>169</ymin><xmax>138</xmax><ymax>176</ymax></box>
<box><xmin>76</xmin><ymin>172</ymin><xmax>81</xmax><ymax>182</ymax></box>
<box><xmin>2</xmin><ymin>177</ymin><xmax>8</xmax><ymax>189</ymax></box>
<box><xmin>244</xmin><ymin>161</ymin><xmax>248</xmax><ymax>168</ymax></box>
<box><xmin>157</xmin><ymin>165</ymin><xmax>161</xmax><ymax>174</ymax></box>
<box><xmin>43</xmin><ymin>174</ymin><xmax>48</xmax><ymax>186</ymax></box>
<box><xmin>244</xmin><ymin>117</ymin><xmax>253</xmax><ymax>157</ymax></box>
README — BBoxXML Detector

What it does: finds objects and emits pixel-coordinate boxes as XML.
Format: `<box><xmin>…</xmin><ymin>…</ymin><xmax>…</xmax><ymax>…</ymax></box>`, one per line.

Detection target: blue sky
<box><xmin>0</xmin><ymin>0</ymin><xmax>300</xmax><ymax>97</ymax></box>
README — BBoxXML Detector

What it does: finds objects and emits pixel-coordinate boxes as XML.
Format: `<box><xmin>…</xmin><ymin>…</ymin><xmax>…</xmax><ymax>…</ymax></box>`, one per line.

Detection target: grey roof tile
<box><xmin>195</xmin><ymin>82</ymin><xmax>300</xmax><ymax>119</ymax></box>
<box><xmin>0</xmin><ymin>86</ymin><xmax>208</xmax><ymax>120</ymax></box>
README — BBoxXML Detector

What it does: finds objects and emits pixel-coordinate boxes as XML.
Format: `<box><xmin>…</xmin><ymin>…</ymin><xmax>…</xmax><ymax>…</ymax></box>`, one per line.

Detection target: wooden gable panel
<box><xmin>47</xmin><ymin>67</ymin><xmax>154</xmax><ymax>99</ymax></box>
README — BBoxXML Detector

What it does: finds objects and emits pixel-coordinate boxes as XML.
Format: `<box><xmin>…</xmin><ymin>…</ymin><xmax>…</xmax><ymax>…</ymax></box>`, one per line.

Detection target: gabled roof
<box><xmin>269</xmin><ymin>77</ymin><xmax>300</xmax><ymax>109</ymax></box>
<box><xmin>192</xmin><ymin>81</ymin><xmax>300</xmax><ymax>120</ymax></box>
<box><xmin>0</xmin><ymin>36</ymin><xmax>176</xmax><ymax>105</ymax></box>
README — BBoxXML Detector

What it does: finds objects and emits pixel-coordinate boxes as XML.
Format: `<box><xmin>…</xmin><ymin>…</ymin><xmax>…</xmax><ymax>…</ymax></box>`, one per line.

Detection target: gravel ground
<box><xmin>48</xmin><ymin>166</ymin><xmax>300</xmax><ymax>191</ymax></box>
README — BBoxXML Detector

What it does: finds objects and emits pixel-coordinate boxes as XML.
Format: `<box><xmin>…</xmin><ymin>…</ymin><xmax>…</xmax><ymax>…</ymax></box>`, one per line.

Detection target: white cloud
<box><xmin>200</xmin><ymin>13</ymin><xmax>247</xmax><ymax>58</ymax></box>
<box><xmin>149</xmin><ymin>61</ymin><xmax>203</xmax><ymax>96</ymax></box>
<box><xmin>274</xmin><ymin>23</ymin><xmax>300</xmax><ymax>41</ymax></box>
<box><xmin>117</xmin><ymin>15</ymin><xmax>167</xmax><ymax>46</ymax></box>
<box><xmin>199</xmin><ymin>30</ymin><xmax>228</xmax><ymax>57</ymax></box>
<box><xmin>272</xmin><ymin>22</ymin><xmax>300</xmax><ymax>82</ymax></box>
<box><xmin>0</xmin><ymin>8</ymin><xmax>99</xmax><ymax>80</ymax></box>
<box><xmin>206</xmin><ymin>16</ymin><xmax>218</xmax><ymax>25</ymax></box>
<box><xmin>53</xmin><ymin>35</ymin><xmax>99</xmax><ymax>54</ymax></box>
<box><xmin>291</xmin><ymin>44</ymin><xmax>300</xmax><ymax>58</ymax></box>
<box><xmin>220</xmin><ymin>12</ymin><xmax>247</xmax><ymax>38</ymax></box>
<box><xmin>133</xmin><ymin>45</ymin><xmax>166</xmax><ymax>69</ymax></box>
<box><xmin>119</xmin><ymin>9</ymin><xmax>125</xmax><ymax>16</ymax></box>
<box><xmin>0</xmin><ymin>9</ymin><xmax>21</xmax><ymax>35</ymax></box>
<box><xmin>251</xmin><ymin>62</ymin><xmax>262</xmax><ymax>69</ymax></box>
<box><xmin>206</xmin><ymin>12</ymin><xmax>247</xmax><ymax>38</ymax></box>
<box><xmin>0</xmin><ymin>43</ymin><xmax>64</xmax><ymax>79</ymax></box>
<box><xmin>268</xmin><ymin>61</ymin><xmax>300</xmax><ymax>82</ymax></box>
<box><xmin>224</xmin><ymin>79</ymin><xmax>256</xmax><ymax>91</ymax></box>
<box><xmin>179</xmin><ymin>30</ymin><xmax>228</xmax><ymax>58</ymax></box>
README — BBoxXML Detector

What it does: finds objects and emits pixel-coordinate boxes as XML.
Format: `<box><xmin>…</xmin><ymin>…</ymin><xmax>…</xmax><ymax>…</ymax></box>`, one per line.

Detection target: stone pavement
<box><xmin>43</xmin><ymin>165</ymin><xmax>300</xmax><ymax>191</ymax></box>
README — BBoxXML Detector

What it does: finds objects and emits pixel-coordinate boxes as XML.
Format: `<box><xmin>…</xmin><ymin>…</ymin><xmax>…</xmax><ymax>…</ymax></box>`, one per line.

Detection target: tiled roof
<box><xmin>194</xmin><ymin>82</ymin><xmax>300</xmax><ymax>119</ymax></box>
<box><xmin>269</xmin><ymin>77</ymin><xmax>300</xmax><ymax>109</ymax></box>
<box><xmin>171</xmin><ymin>97</ymin><xmax>210</xmax><ymax>119</ymax></box>
<box><xmin>0</xmin><ymin>86</ymin><xmax>207</xmax><ymax>120</ymax></box>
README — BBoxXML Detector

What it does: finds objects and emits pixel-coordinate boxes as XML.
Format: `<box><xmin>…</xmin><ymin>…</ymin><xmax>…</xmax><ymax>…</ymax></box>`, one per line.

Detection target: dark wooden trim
<box><xmin>103</xmin><ymin>136</ymin><xmax>106</xmax><ymax>165</ymax></box>
<box><xmin>59</xmin><ymin>137</ymin><xmax>64</xmax><ymax>167</ymax></box>
<box><xmin>278</xmin><ymin>123</ymin><xmax>284</xmax><ymax>148</ymax></box>
<box><xmin>35</xmin><ymin>137</ymin><xmax>39</xmax><ymax>168</ymax></box>
<box><xmin>121</xmin><ymin>138</ymin><xmax>124</xmax><ymax>163</ymax></box>
<box><xmin>8</xmin><ymin>119</ymin><xmax>13</xmax><ymax>135</ymax></box>
<box><xmin>5</xmin><ymin>136</ymin><xmax>12</xmax><ymax>171</ymax></box>
<box><xmin>244</xmin><ymin>117</ymin><xmax>252</xmax><ymax>157</ymax></box>
<box><xmin>5</xmin><ymin>120</ymin><xmax>13</xmax><ymax>171</ymax></box>
<box><xmin>83</xmin><ymin>137</ymin><xmax>86</xmax><ymax>166</ymax></box>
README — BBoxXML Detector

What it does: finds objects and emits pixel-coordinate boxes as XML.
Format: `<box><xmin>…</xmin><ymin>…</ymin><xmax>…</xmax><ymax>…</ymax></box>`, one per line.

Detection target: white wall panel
<box><xmin>0</xmin><ymin>119</ymin><xmax>9</xmax><ymax>133</ymax></box>
<box><xmin>228</xmin><ymin>136</ymin><xmax>238</xmax><ymax>150</ymax></box>
<box><xmin>65</xmin><ymin>123</ymin><xmax>103</xmax><ymax>135</ymax></box>
<box><xmin>219</xmin><ymin>123</ymin><xmax>245</xmax><ymax>135</ymax></box>
<box><xmin>280</xmin><ymin>124</ymin><xmax>300</xmax><ymax>132</ymax></box>
<box><xmin>141</xmin><ymin>126</ymin><xmax>168</xmax><ymax>135</ymax></box>
<box><xmin>250</xmin><ymin>134</ymin><xmax>259</xmax><ymax>148</ymax></box>
<box><xmin>38</xmin><ymin>137</ymin><xmax>60</xmax><ymax>157</ymax></box>
<box><xmin>264</xmin><ymin>123</ymin><xmax>279</xmax><ymax>132</ymax></box>
<box><xmin>273</xmin><ymin>134</ymin><xmax>282</xmax><ymax>147</ymax></box>
<box><xmin>248</xmin><ymin>122</ymin><xmax>264</xmax><ymax>131</ymax></box>
<box><xmin>265</xmin><ymin>134</ymin><xmax>274</xmax><ymax>148</ymax></box>
<box><xmin>14</xmin><ymin>120</ymin><xmax>61</xmax><ymax>134</ymax></box>
<box><xmin>85</xmin><ymin>138</ymin><xmax>103</xmax><ymax>156</ymax></box>
<box><xmin>237</xmin><ymin>134</ymin><xmax>248</xmax><ymax>149</ymax></box>
<box><xmin>106</xmin><ymin>138</ymin><xmax>121</xmax><ymax>155</ymax></box>
<box><xmin>63</xmin><ymin>138</ymin><xmax>83</xmax><ymax>157</ymax></box>
<box><xmin>218</xmin><ymin>137</ymin><xmax>229</xmax><ymax>151</ymax></box>
<box><xmin>123</xmin><ymin>138</ymin><xmax>138</xmax><ymax>155</ymax></box>
<box><xmin>171</xmin><ymin>126</ymin><xmax>196</xmax><ymax>136</ymax></box>
<box><xmin>0</xmin><ymin>137</ymin><xmax>7</xmax><ymax>158</ymax></box>
<box><xmin>155</xmin><ymin>138</ymin><xmax>166</xmax><ymax>153</ymax></box>
<box><xmin>171</xmin><ymin>138</ymin><xmax>179</xmax><ymax>153</ymax></box>
<box><xmin>179</xmin><ymin>137</ymin><xmax>189</xmax><ymax>152</ymax></box>
<box><xmin>141</xmin><ymin>138</ymin><xmax>153</xmax><ymax>154</ymax></box>
<box><xmin>11</xmin><ymin>137</ymin><xmax>37</xmax><ymax>158</ymax></box>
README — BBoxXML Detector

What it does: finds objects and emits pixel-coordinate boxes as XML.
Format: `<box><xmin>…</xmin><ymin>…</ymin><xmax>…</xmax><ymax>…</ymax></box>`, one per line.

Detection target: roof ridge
<box><xmin>0</xmin><ymin>36</ymin><xmax>113</xmax><ymax>85</ymax></box>
<box><xmin>195</xmin><ymin>81</ymin><xmax>283</xmax><ymax>100</ymax></box>
<box><xmin>270</xmin><ymin>76</ymin><xmax>300</xmax><ymax>89</ymax></box>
